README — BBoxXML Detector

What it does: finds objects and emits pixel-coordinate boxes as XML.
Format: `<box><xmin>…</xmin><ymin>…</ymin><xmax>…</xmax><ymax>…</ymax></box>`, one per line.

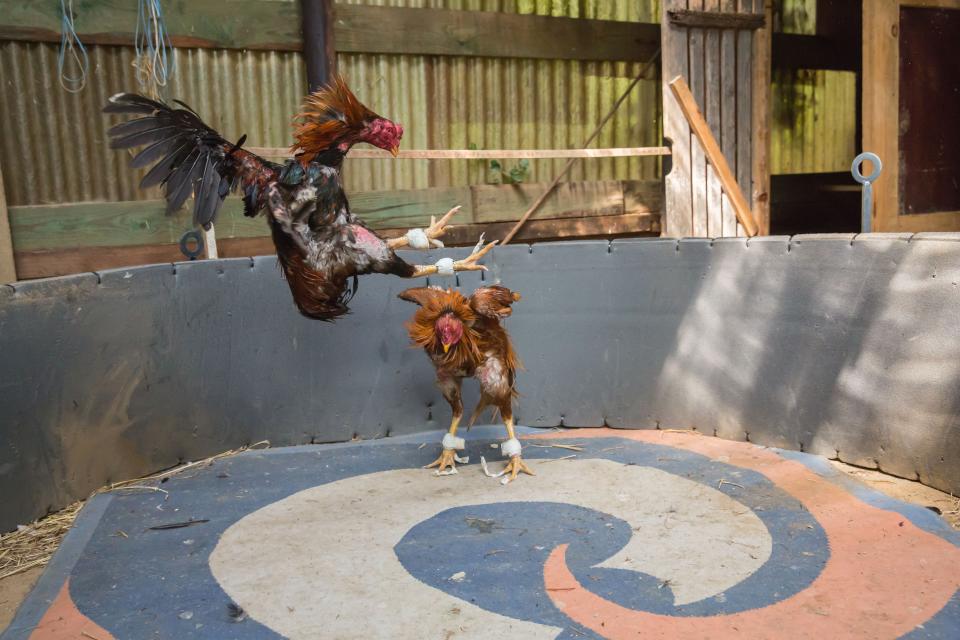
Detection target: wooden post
<box><xmin>301</xmin><ymin>0</ymin><xmax>336</xmax><ymax>91</ymax></box>
<box><xmin>0</xmin><ymin>162</ymin><xmax>16</xmax><ymax>283</ymax></box>
<box><xmin>203</xmin><ymin>225</ymin><xmax>219</xmax><ymax>260</ymax></box>
<box><xmin>751</xmin><ymin>0</ymin><xmax>772</xmax><ymax>235</ymax></box>
<box><xmin>662</xmin><ymin>0</ymin><xmax>694</xmax><ymax>237</ymax></box>
<box><xmin>669</xmin><ymin>76</ymin><xmax>760</xmax><ymax>236</ymax></box>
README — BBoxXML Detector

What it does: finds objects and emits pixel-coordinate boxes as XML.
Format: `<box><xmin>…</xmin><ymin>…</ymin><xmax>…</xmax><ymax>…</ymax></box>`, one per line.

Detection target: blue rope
<box><xmin>135</xmin><ymin>0</ymin><xmax>176</xmax><ymax>97</ymax></box>
<box><xmin>58</xmin><ymin>0</ymin><xmax>89</xmax><ymax>93</ymax></box>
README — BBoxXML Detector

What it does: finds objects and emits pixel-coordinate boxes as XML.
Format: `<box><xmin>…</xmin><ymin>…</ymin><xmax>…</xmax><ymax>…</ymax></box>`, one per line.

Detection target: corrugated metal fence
<box><xmin>0</xmin><ymin>0</ymin><xmax>850</xmax><ymax>208</ymax></box>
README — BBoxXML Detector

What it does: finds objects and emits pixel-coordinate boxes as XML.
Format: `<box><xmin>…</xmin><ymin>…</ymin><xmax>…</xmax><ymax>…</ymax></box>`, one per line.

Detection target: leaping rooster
<box><xmin>104</xmin><ymin>77</ymin><xmax>493</xmax><ymax>320</ymax></box>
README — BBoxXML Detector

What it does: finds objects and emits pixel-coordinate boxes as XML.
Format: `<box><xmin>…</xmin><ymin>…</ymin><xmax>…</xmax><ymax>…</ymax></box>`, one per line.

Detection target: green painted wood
<box><xmin>10</xmin><ymin>181</ymin><xmax>661</xmax><ymax>252</ymax></box>
<box><xmin>0</xmin><ymin>0</ymin><xmax>302</xmax><ymax>51</ymax></box>
<box><xmin>9</xmin><ymin>199</ymin><xmax>264</xmax><ymax>251</ymax></box>
<box><xmin>333</xmin><ymin>4</ymin><xmax>660</xmax><ymax>62</ymax></box>
<box><xmin>349</xmin><ymin>186</ymin><xmax>474</xmax><ymax>229</ymax></box>
<box><xmin>0</xmin><ymin>2</ymin><xmax>660</xmax><ymax>62</ymax></box>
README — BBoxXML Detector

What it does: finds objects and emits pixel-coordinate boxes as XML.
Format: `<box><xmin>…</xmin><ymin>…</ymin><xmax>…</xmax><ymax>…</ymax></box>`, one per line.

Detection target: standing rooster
<box><xmin>399</xmin><ymin>285</ymin><xmax>534</xmax><ymax>483</ymax></box>
<box><xmin>104</xmin><ymin>77</ymin><xmax>493</xmax><ymax>320</ymax></box>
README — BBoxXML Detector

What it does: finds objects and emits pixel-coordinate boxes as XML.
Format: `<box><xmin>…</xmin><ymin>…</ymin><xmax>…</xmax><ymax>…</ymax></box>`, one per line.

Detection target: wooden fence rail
<box><xmin>8</xmin><ymin>180</ymin><xmax>661</xmax><ymax>279</ymax></box>
<box><xmin>0</xmin><ymin>2</ymin><xmax>851</xmax><ymax>69</ymax></box>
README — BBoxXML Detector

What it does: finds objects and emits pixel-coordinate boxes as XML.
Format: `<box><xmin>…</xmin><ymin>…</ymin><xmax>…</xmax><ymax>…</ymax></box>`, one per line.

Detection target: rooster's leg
<box><xmin>410</xmin><ymin>237</ymin><xmax>498</xmax><ymax>278</ymax></box>
<box><xmin>424</xmin><ymin>374</ymin><xmax>467</xmax><ymax>476</ymax></box>
<box><xmin>388</xmin><ymin>206</ymin><xmax>461</xmax><ymax>250</ymax></box>
<box><xmin>497</xmin><ymin>408</ymin><xmax>534</xmax><ymax>484</ymax></box>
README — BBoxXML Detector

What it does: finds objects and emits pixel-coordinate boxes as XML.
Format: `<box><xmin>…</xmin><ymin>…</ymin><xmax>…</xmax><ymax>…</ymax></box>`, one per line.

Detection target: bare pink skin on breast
<box><xmin>351</xmin><ymin>224</ymin><xmax>389</xmax><ymax>260</ymax></box>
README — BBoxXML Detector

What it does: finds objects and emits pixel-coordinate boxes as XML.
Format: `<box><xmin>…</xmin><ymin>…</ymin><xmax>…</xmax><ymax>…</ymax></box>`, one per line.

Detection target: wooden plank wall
<box><xmin>9</xmin><ymin>180</ymin><xmax>661</xmax><ymax>279</ymax></box>
<box><xmin>662</xmin><ymin>0</ymin><xmax>770</xmax><ymax>237</ymax></box>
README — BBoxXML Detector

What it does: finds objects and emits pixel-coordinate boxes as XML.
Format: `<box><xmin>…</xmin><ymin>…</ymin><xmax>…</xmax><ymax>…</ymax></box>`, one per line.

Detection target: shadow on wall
<box><xmin>648</xmin><ymin>235</ymin><xmax>960</xmax><ymax>492</ymax></box>
<box><xmin>0</xmin><ymin>236</ymin><xmax>959</xmax><ymax>531</ymax></box>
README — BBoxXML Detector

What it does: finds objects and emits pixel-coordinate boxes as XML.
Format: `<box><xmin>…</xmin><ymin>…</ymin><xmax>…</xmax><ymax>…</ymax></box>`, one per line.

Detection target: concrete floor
<box><xmin>3</xmin><ymin>427</ymin><xmax>958</xmax><ymax>639</ymax></box>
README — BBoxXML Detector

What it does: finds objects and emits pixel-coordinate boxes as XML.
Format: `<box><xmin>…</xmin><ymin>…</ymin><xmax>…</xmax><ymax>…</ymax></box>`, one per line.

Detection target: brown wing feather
<box><xmin>470</xmin><ymin>285</ymin><xmax>522</xmax><ymax>319</ymax></box>
<box><xmin>398</xmin><ymin>286</ymin><xmax>447</xmax><ymax>308</ymax></box>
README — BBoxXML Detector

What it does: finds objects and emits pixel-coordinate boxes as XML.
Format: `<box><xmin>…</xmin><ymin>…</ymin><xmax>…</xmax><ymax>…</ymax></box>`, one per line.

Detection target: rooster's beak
<box><xmin>442</xmin><ymin>343</ymin><xmax>451</xmax><ymax>354</ymax></box>
<box><xmin>390</xmin><ymin>145</ymin><xmax>400</xmax><ymax>158</ymax></box>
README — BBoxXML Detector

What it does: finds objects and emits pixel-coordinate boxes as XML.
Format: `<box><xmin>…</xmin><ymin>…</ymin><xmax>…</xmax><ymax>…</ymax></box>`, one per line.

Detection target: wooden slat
<box><xmin>9</xmin><ymin>200</ymin><xmax>264</xmax><ymax>252</ymax></box>
<box><xmin>472</xmin><ymin>181</ymin><xmax>628</xmax><ymax>224</ymax></box>
<box><xmin>735</xmin><ymin>0</ymin><xmax>755</xmax><ymax>236</ymax></box>
<box><xmin>9</xmin><ymin>180</ymin><xmax>661</xmax><ymax>254</ymax></box>
<box><xmin>0</xmin><ymin>0</ymin><xmax>302</xmax><ymax>51</ymax></box>
<box><xmin>332</xmin><ymin>4</ymin><xmax>660</xmax><ymax>62</ymax></box>
<box><xmin>751</xmin><ymin>0</ymin><xmax>773</xmax><ymax>235</ymax></box>
<box><xmin>0</xmin><ymin>162</ymin><xmax>15</xmax><ymax>283</ymax></box>
<box><xmin>704</xmin><ymin>0</ymin><xmax>724</xmax><ymax>237</ymax></box>
<box><xmin>13</xmin><ymin>212</ymin><xmax>661</xmax><ymax>280</ymax></box>
<box><xmin>720</xmin><ymin>0</ymin><xmax>739</xmax><ymax>235</ymax></box>
<box><xmin>662</xmin><ymin>0</ymin><xmax>694</xmax><ymax>237</ymax></box>
<box><xmin>0</xmin><ymin>2</ymin><xmax>659</xmax><ymax>62</ymax></box>
<box><xmin>0</xmin><ymin>3</ymin><xmax>850</xmax><ymax>70</ymax></box>
<box><xmin>667</xmin><ymin>9</ymin><xmax>765</xmax><ymax>29</ymax></box>
<box><xmin>688</xmin><ymin>1</ymin><xmax>709</xmax><ymax>238</ymax></box>
<box><xmin>249</xmin><ymin>147</ymin><xmax>673</xmax><ymax>160</ymax></box>
<box><xmin>669</xmin><ymin>76</ymin><xmax>760</xmax><ymax>236</ymax></box>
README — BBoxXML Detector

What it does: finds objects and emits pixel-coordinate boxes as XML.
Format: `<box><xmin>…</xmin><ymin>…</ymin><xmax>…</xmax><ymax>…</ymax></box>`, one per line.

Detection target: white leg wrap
<box><xmin>500</xmin><ymin>438</ymin><xmax>522</xmax><ymax>458</ymax></box>
<box><xmin>442</xmin><ymin>433</ymin><xmax>465</xmax><ymax>451</ymax></box>
<box><xmin>435</xmin><ymin>257</ymin><xmax>455</xmax><ymax>276</ymax></box>
<box><xmin>405</xmin><ymin>228</ymin><xmax>430</xmax><ymax>250</ymax></box>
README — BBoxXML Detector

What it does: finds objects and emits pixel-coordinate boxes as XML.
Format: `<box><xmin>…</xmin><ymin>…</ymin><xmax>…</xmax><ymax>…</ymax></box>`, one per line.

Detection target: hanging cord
<box><xmin>58</xmin><ymin>0</ymin><xmax>89</xmax><ymax>93</ymax></box>
<box><xmin>134</xmin><ymin>0</ymin><xmax>175</xmax><ymax>99</ymax></box>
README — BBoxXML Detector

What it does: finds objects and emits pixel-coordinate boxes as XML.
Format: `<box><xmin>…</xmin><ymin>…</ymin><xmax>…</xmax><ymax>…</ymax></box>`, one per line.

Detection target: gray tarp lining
<box><xmin>1</xmin><ymin>235</ymin><xmax>958</xmax><ymax>531</ymax></box>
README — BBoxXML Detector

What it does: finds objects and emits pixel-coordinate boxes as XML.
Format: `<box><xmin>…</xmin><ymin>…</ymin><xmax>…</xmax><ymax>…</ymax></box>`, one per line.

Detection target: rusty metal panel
<box><xmin>771</xmin><ymin>68</ymin><xmax>856</xmax><ymax>175</ymax></box>
<box><xmin>0</xmin><ymin>42</ymin><xmax>305</xmax><ymax>207</ymax></box>
<box><xmin>336</xmin><ymin>0</ymin><xmax>663</xmax><ymax>192</ymax></box>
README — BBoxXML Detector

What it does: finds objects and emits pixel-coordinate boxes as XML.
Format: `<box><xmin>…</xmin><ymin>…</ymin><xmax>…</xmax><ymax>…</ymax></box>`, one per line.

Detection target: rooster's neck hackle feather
<box><xmin>405</xmin><ymin>289</ymin><xmax>484</xmax><ymax>371</ymax></box>
<box><xmin>292</xmin><ymin>76</ymin><xmax>377</xmax><ymax>164</ymax></box>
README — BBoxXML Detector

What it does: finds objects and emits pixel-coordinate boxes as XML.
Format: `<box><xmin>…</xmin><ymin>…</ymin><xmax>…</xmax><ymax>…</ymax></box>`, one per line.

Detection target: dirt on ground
<box><xmin>0</xmin><ymin>567</ymin><xmax>42</xmax><ymax>632</ymax></box>
<box><xmin>0</xmin><ymin>459</ymin><xmax>956</xmax><ymax>635</ymax></box>
<box><xmin>829</xmin><ymin>461</ymin><xmax>960</xmax><ymax>529</ymax></box>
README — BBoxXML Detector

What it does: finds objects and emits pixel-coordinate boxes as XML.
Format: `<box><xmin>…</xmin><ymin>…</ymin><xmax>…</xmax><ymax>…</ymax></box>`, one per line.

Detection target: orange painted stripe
<box><xmin>534</xmin><ymin>429</ymin><xmax>960</xmax><ymax>640</ymax></box>
<box><xmin>28</xmin><ymin>578</ymin><xmax>115</xmax><ymax>640</ymax></box>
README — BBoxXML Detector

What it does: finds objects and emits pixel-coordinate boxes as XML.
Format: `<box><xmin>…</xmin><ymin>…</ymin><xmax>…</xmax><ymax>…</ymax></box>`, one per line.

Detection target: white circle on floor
<box><xmin>209</xmin><ymin>458</ymin><xmax>771</xmax><ymax>639</ymax></box>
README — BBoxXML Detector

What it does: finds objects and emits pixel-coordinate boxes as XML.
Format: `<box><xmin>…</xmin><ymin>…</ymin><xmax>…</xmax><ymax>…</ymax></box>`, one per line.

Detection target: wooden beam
<box><xmin>8</xmin><ymin>180</ymin><xmax>661</xmax><ymax>253</ymax></box>
<box><xmin>0</xmin><ymin>0</ymin><xmax>302</xmax><ymax>51</ymax></box>
<box><xmin>301</xmin><ymin>0</ymin><xmax>336</xmax><ymax>91</ymax></box>
<box><xmin>248</xmin><ymin>147</ymin><xmax>672</xmax><ymax>160</ymax></box>
<box><xmin>0</xmin><ymin>162</ymin><xmax>15</xmax><ymax>283</ymax></box>
<box><xmin>667</xmin><ymin>9</ymin><xmax>765</xmax><ymax>30</ymax></box>
<box><xmin>332</xmin><ymin>4</ymin><xmax>660</xmax><ymax>62</ymax></box>
<box><xmin>751</xmin><ymin>0</ymin><xmax>772</xmax><ymax>235</ymax></box>
<box><xmin>13</xmin><ymin>212</ymin><xmax>660</xmax><ymax>280</ymax></box>
<box><xmin>0</xmin><ymin>3</ymin><xmax>855</xmax><ymax>70</ymax></box>
<box><xmin>669</xmin><ymin>76</ymin><xmax>760</xmax><ymax>237</ymax></box>
<box><xmin>661</xmin><ymin>0</ymin><xmax>694</xmax><ymax>237</ymax></box>
<box><xmin>0</xmin><ymin>2</ymin><xmax>659</xmax><ymax>62</ymax></box>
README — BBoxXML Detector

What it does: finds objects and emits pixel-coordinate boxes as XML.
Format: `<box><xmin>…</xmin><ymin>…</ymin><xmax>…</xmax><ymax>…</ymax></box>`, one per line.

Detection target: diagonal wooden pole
<box><xmin>669</xmin><ymin>75</ymin><xmax>759</xmax><ymax>237</ymax></box>
<box><xmin>500</xmin><ymin>47</ymin><xmax>662</xmax><ymax>245</ymax></box>
<box><xmin>501</xmin><ymin>49</ymin><xmax>662</xmax><ymax>245</ymax></box>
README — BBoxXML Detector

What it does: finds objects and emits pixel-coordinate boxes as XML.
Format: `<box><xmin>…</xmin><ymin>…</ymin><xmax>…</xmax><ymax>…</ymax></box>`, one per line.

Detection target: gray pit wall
<box><xmin>1</xmin><ymin>235</ymin><xmax>959</xmax><ymax>531</ymax></box>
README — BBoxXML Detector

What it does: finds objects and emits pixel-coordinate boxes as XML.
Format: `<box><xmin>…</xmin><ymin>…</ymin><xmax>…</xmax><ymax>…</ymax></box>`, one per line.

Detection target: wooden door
<box><xmin>864</xmin><ymin>0</ymin><xmax>960</xmax><ymax>231</ymax></box>
<box><xmin>661</xmin><ymin>0</ymin><xmax>772</xmax><ymax>238</ymax></box>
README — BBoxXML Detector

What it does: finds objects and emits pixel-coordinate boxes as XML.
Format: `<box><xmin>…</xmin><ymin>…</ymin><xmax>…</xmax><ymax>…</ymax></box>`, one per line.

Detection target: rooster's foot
<box><xmin>425</xmin><ymin>448</ymin><xmax>468</xmax><ymax>476</ymax></box>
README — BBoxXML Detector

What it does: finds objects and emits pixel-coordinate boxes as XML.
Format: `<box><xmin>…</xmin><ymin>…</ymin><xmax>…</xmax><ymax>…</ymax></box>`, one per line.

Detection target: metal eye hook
<box><xmin>852</xmin><ymin>152</ymin><xmax>882</xmax><ymax>233</ymax></box>
<box><xmin>179</xmin><ymin>230</ymin><xmax>204</xmax><ymax>261</ymax></box>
